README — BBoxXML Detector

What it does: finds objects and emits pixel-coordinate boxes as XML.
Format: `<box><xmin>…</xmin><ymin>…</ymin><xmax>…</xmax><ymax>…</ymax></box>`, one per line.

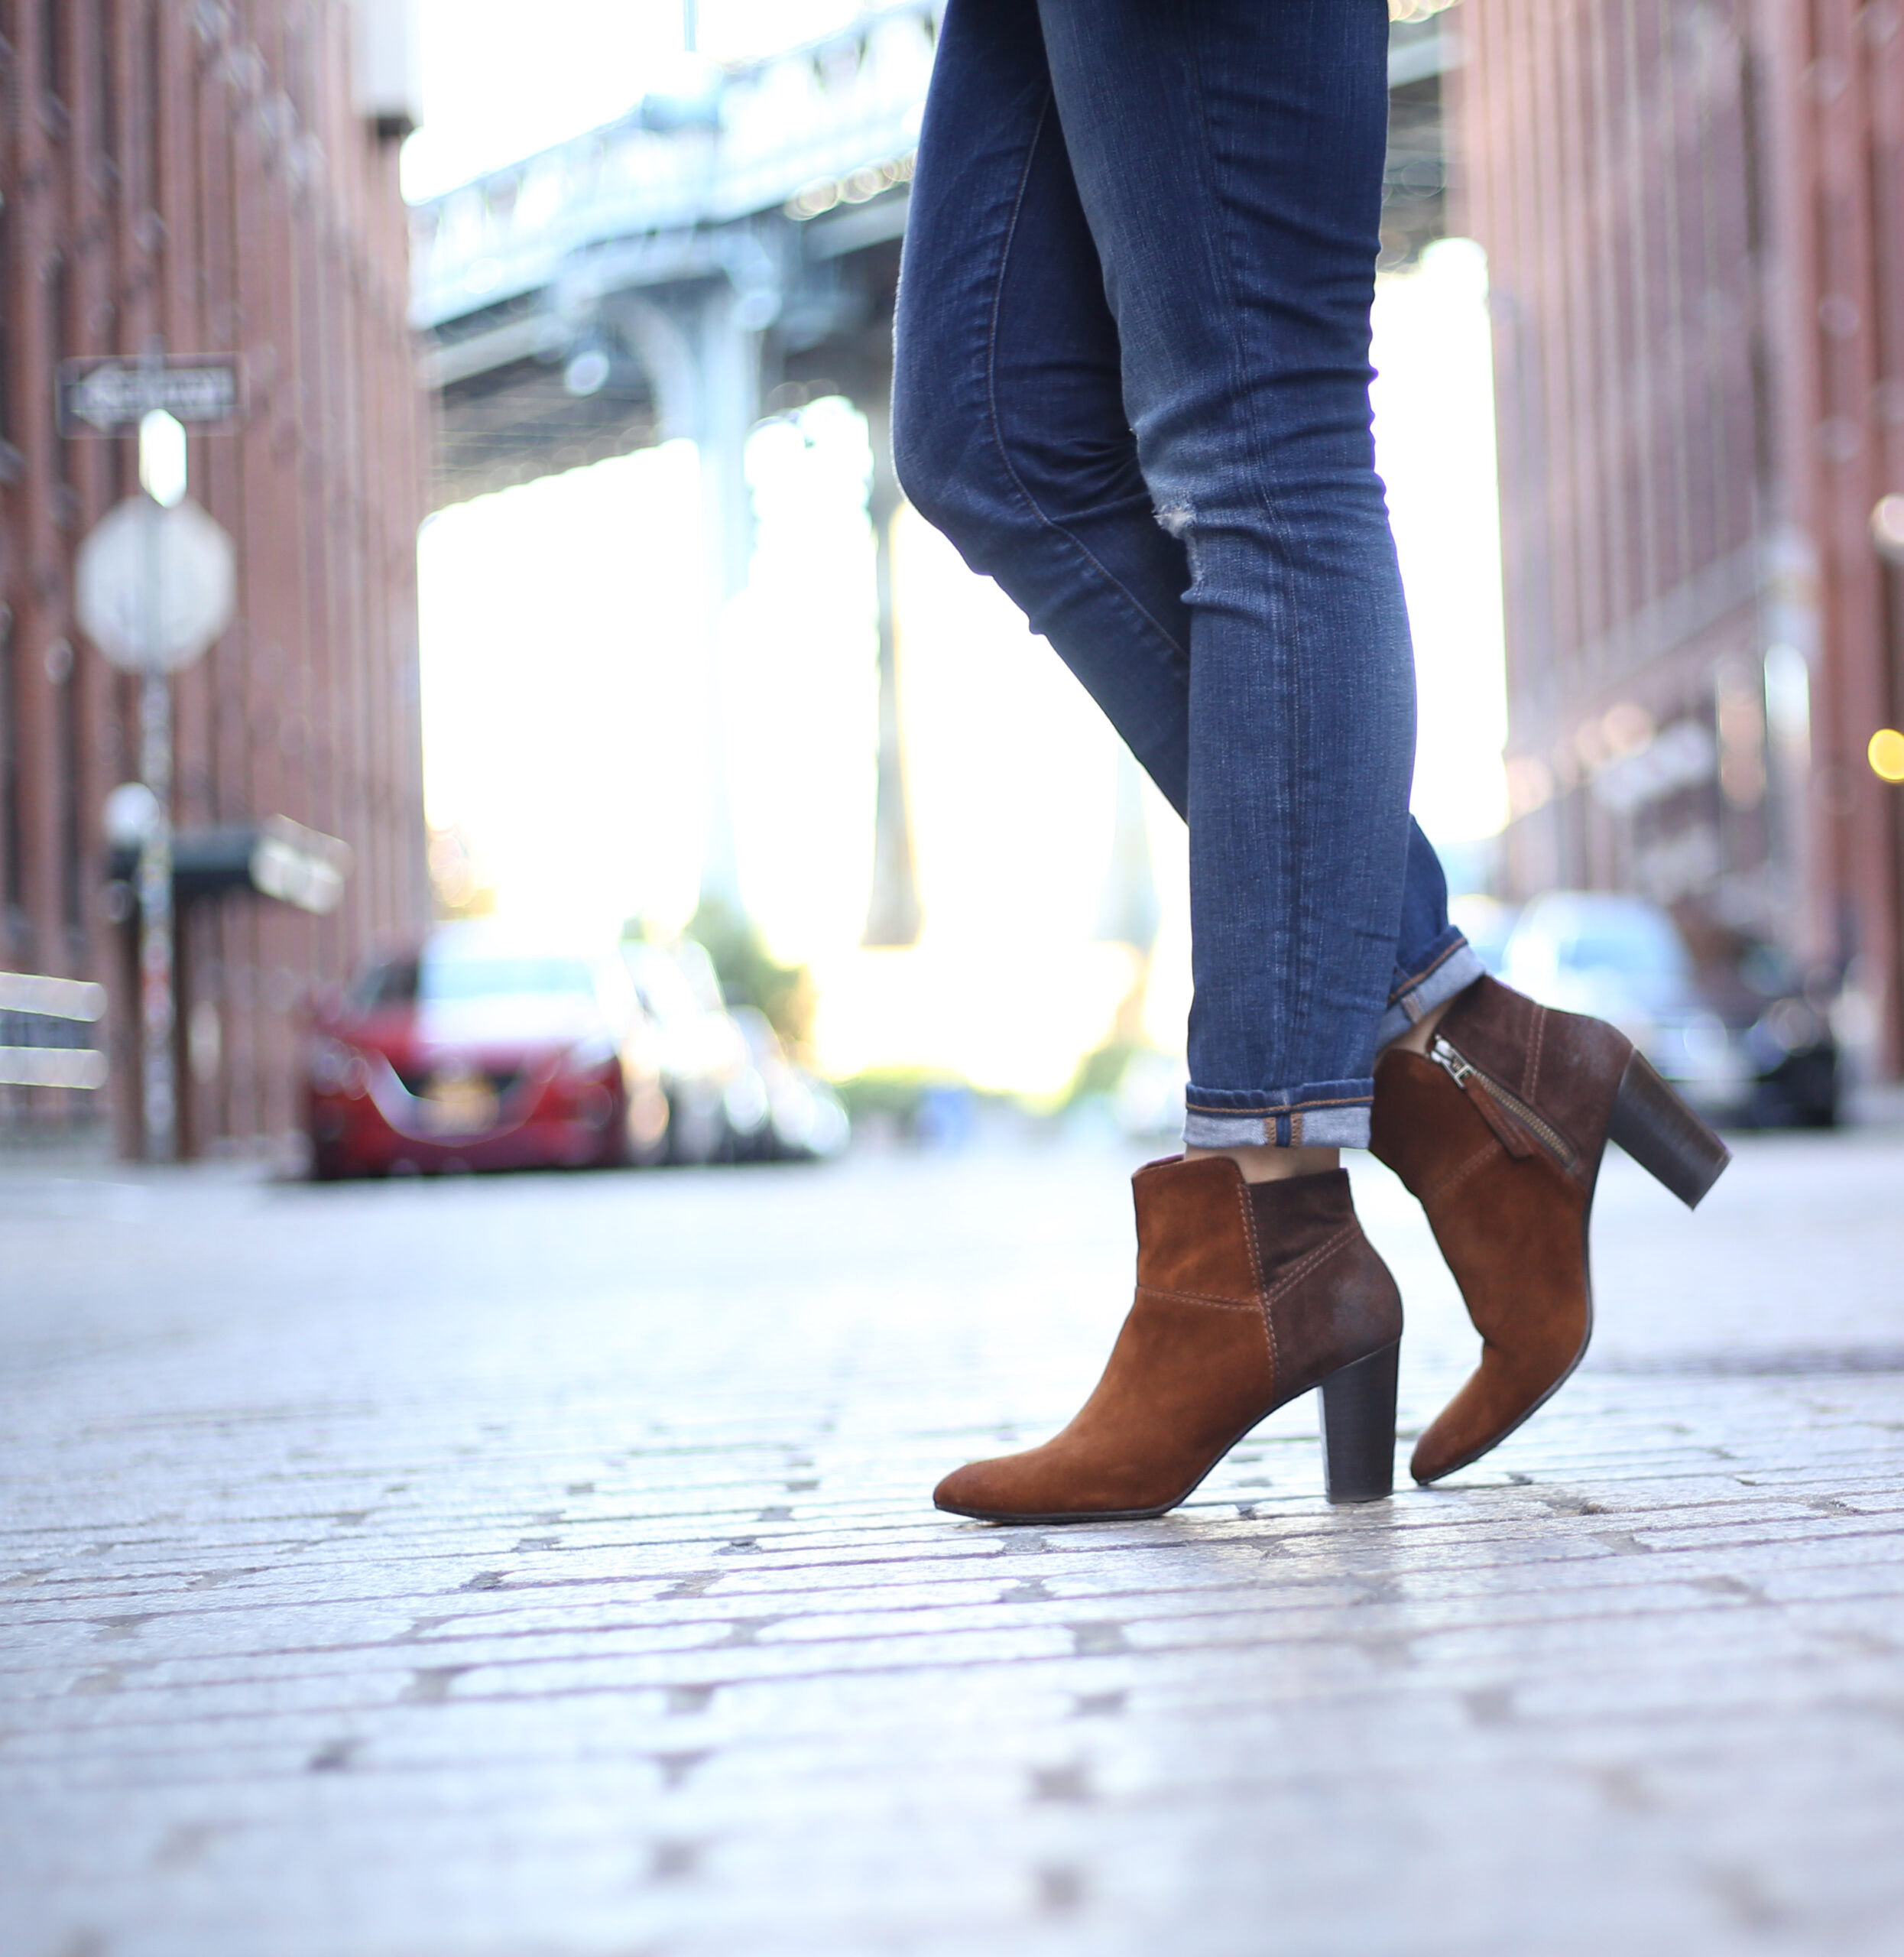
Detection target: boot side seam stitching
<box><xmin>1260</xmin><ymin>1222</ymin><xmax>1361</xmax><ymax>1310</ymax></box>
<box><xmin>1237</xmin><ymin>1184</ymin><xmax>1279</xmax><ymax>1387</ymax></box>
<box><xmin>1527</xmin><ymin>1004</ymin><xmax>1546</xmax><ymax>1102</ymax></box>
<box><xmin>1136</xmin><ymin>1285</ymin><xmax>1266</xmax><ymax>1313</ymax></box>
<box><xmin>1421</xmin><ymin>1140</ymin><xmax>1498</xmax><ymax>1207</ymax></box>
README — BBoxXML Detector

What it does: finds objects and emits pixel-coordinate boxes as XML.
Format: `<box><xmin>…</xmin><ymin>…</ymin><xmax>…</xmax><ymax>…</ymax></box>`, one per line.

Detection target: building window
<box><xmin>0</xmin><ymin>189</ymin><xmax>15</xmax><ymax>465</ymax></box>
<box><xmin>142</xmin><ymin>2</ymin><xmax>160</xmax><ymax>222</ymax></box>
<box><xmin>96</xmin><ymin>0</ymin><xmax>118</xmax><ymax>173</ymax></box>
<box><xmin>0</xmin><ymin>607</ymin><xmax>21</xmax><ymax>921</ymax></box>
<box><xmin>54</xmin><ymin>646</ymin><xmax>79</xmax><ymax>934</ymax></box>
<box><xmin>37</xmin><ymin>0</ymin><xmax>61</xmax><ymax>109</ymax></box>
<box><xmin>47</xmin><ymin>255</ymin><xmax>74</xmax><ymax>513</ymax></box>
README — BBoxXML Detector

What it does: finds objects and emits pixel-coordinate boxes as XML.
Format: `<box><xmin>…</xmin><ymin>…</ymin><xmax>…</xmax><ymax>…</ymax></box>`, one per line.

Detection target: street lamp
<box><xmin>1872</xmin><ymin>492</ymin><xmax>1904</xmax><ymax>564</ymax></box>
<box><xmin>139</xmin><ymin>409</ymin><xmax>188</xmax><ymax>508</ymax></box>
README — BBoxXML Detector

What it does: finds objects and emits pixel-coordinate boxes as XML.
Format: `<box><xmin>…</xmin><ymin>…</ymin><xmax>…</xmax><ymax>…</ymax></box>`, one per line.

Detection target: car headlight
<box><xmin>724</xmin><ymin>1068</ymin><xmax>770</xmax><ymax>1133</ymax></box>
<box><xmin>1747</xmin><ymin>997</ymin><xmax>1826</xmax><ymax>1066</ymax></box>
<box><xmin>310</xmin><ymin>1037</ymin><xmax>370</xmax><ymax>1098</ymax></box>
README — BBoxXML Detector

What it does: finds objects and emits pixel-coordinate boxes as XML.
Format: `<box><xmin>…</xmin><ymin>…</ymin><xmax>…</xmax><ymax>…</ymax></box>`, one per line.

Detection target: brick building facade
<box><xmin>1459</xmin><ymin>0</ymin><xmax>1904</xmax><ymax>1073</ymax></box>
<box><xmin>0</xmin><ymin>0</ymin><xmax>429</xmax><ymax>1155</ymax></box>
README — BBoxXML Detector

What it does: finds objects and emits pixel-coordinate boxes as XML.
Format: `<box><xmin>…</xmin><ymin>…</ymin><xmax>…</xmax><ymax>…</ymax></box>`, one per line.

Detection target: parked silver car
<box><xmin>1497</xmin><ymin>891</ymin><xmax>1837</xmax><ymax>1128</ymax></box>
<box><xmin>618</xmin><ymin>940</ymin><xmax>849</xmax><ymax>1164</ymax></box>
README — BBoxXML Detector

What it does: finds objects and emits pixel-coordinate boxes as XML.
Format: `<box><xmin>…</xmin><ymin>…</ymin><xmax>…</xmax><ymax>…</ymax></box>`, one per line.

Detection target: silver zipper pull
<box><xmin>1429</xmin><ymin>1036</ymin><xmax>1474</xmax><ymax>1088</ymax></box>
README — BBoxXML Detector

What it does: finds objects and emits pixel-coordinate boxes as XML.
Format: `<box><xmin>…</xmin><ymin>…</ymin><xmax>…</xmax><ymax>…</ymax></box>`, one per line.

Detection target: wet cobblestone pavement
<box><xmin>3</xmin><ymin>1131</ymin><xmax>1902</xmax><ymax>1956</ymax></box>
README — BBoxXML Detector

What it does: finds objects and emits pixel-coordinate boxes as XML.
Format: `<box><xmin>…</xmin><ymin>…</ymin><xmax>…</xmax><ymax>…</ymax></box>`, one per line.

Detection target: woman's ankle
<box><xmin>1182</xmin><ymin>1143</ymin><xmax>1340</xmax><ymax>1184</ymax></box>
<box><xmin>1383</xmin><ymin>993</ymin><xmax>1455</xmax><ymax>1059</ymax></box>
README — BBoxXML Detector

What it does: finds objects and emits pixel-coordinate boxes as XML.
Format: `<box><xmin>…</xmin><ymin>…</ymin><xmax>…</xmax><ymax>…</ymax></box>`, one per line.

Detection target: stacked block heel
<box><xmin>1319</xmin><ymin>1340</ymin><xmax>1399</xmax><ymax>1504</ymax></box>
<box><xmin>1606</xmin><ymin>1050</ymin><xmax>1731</xmax><ymax>1209</ymax></box>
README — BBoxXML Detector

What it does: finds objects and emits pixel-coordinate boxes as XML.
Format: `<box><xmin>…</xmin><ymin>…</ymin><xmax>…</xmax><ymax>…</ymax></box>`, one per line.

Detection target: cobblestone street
<box><xmin>3</xmin><ymin>1130</ymin><xmax>1902</xmax><ymax>1957</ymax></box>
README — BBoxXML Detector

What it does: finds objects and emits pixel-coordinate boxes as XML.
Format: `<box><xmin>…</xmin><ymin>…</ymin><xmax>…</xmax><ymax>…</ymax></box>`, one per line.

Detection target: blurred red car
<box><xmin>305</xmin><ymin>923</ymin><xmax>668</xmax><ymax>1179</ymax></box>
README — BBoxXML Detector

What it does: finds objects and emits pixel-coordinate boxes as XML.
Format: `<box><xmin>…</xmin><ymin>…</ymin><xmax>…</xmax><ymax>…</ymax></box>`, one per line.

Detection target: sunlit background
<box><xmin>411</xmin><ymin>0</ymin><xmax>1507</xmax><ymax>1099</ymax></box>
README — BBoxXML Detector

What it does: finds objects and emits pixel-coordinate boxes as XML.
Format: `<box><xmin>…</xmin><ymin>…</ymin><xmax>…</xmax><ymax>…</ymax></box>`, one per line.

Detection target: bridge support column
<box><xmin>688</xmin><ymin>285</ymin><xmax>764</xmax><ymax>917</ymax></box>
<box><xmin>619</xmin><ymin>287</ymin><xmax>763</xmax><ymax>921</ymax></box>
<box><xmin>859</xmin><ymin>389</ymin><xmax>923</xmax><ymax>948</ymax></box>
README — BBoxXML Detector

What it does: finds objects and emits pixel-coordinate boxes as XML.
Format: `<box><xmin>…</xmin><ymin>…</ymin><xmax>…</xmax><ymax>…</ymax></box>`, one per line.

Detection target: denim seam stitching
<box><xmin>1182</xmin><ymin>1115</ymin><xmax>1270</xmax><ymax>1144</ymax></box>
<box><xmin>1184</xmin><ymin>1092</ymin><xmax>1371</xmax><ymax>1115</ymax></box>
<box><xmin>1387</xmin><ymin>936</ymin><xmax>1468</xmax><ymax>1005</ymax></box>
<box><xmin>1182</xmin><ymin>22</ymin><xmax>1313</xmax><ymax>1088</ymax></box>
<box><xmin>981</xmin><ymin>92</ymin><xmax>1192</xmax><ymax>670</ymax></box>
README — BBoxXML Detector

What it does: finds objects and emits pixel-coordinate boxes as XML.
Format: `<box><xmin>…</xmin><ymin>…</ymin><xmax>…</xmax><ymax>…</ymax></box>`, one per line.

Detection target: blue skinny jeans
<box><xmin>890</xmin><ymin>0</ymin><xmax>1481</xmax><ymax>1149</ymax></box>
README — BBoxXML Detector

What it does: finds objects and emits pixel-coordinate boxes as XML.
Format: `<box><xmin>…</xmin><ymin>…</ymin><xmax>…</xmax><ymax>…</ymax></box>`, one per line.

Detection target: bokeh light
<box><xmin>1870</xmin><ymin>727</ymin><xmax>1904</xmax><ymax>784</ymax></box>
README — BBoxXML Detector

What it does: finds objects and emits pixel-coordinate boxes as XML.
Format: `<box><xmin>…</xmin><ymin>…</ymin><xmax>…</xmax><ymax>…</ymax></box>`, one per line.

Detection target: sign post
<box><xmin>70</xmin><ymin>346</ymin><xmax>240</xmax><ymax>1161</ymax></box>
<box><xmin>136</xmin><ymin>657</ymin><xmax>176</xmax><ymax>1159</ymax></box>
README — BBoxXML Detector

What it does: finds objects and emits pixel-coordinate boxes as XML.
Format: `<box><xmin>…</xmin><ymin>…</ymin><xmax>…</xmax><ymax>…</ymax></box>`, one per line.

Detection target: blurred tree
<box><xmin>681</xmin><ymin>896</ymin><xmax>815</xmax><ymax>1047</ymax></box>
<box><xmin>427</xmin><ymin>826</ymin><xmax>496</xmax><ymax>920</ymax></box>
<box><xmin>1066</xmin><ymin>745</ymin><xmax>1164</xmax><ymax>1108</ymax></box>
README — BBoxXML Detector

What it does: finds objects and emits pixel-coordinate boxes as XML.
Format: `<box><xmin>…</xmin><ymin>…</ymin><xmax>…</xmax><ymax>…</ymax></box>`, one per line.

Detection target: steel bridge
<box><xmin>408</xmin><ymin>2</ymin><xmax>1460</xmax><ymax>932</ymax></box>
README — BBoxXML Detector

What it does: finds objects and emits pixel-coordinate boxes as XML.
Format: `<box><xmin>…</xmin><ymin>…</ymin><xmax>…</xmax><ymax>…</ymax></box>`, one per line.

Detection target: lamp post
<box><xmin>70</xmin><ymin>349</ymin><xmax>238</xmax><ymax>1160</ymax></box>
<box><xmin>134</xmin><ymin>401</ymin><xmax>187</xmax><ymax>1157</ymax></box>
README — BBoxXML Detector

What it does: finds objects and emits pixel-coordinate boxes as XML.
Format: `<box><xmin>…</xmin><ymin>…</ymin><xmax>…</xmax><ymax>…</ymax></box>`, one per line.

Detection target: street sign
<box><xmin>57</xmin><ymin>355</ymin><xmax>243</xmax><ymax>435</ymax></box>
<box><xmin>251</xmin><ymin>816</ymin><xmax>353</xmax><ymax>916</ymax></box>
<box><xmin>74</xmin><ymin>495</ymin><xmax>238</xmax><ymax>673</ymax></box>
<box><xmin>104</xmin><ymin>816</ymin><xmax>354</xmax><ymax>914</ymax></box>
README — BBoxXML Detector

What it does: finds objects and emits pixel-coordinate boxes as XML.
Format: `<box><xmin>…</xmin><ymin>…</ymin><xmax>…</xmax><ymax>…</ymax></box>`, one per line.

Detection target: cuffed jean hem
<box><xmin>1374</xmin><ymin>933</ymin><xmax>1487</xmax><ymax>1052</ymax></box>
<box><xmin>1182</xmin><ymin>1083</ymin><xmax>1374</xmax><ymax>1152</ymax></box>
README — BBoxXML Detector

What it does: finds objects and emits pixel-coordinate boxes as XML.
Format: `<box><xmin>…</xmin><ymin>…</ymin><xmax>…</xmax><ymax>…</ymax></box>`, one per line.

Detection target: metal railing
<box><xmin>410</xmin><ymin>2</ymin><xmax>940</xmax><ymax>335</ymax></box>
<box><xmin>0</xmin><ymin>972</ymin><xmax>109</xmax><ymax>1090</ymax></box>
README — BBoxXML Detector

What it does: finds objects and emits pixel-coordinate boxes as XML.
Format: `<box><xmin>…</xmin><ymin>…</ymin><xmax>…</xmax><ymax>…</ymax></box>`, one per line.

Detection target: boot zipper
<box><xmin>1429</xmin><ymin>1035</ymin><xmax>1578</xmax><ymax>1170</ymax></box>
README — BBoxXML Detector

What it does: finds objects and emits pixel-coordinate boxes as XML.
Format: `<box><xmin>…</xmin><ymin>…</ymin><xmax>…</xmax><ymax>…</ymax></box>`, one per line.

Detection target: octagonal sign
<box><xmin>75</xmin><ymin>495</ymin><xmax>238</xmax><ymax>674</ymax></box>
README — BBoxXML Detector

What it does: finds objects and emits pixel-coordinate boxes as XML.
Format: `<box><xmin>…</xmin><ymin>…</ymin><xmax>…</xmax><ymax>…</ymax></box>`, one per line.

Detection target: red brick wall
<box><xmin>1461</xmin><ymin>0</ymin><xmax>1904</xmax><ymax>1071</ymax></box>
<box><xmin>0</xmin><ymin>0</ymin><xmax>430</xmax><ymax>1154</ymax></box>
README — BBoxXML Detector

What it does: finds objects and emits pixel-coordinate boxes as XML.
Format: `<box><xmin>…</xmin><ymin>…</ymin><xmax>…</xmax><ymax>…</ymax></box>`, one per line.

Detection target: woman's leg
<box><xmin>895</xmin><ymin>0</ymin><xmax>1480</xmax><ymax>1128</ymax></box>
<box><xmin>902</xmin><ymin>0</ymin><xmax>1422</xmax><ymax>1521</ymax></box>
<box><xmin>1030</xmin><ymin>0</ymin><xmax>1419</xmax><ymax>1147</ymax></box>
<box><xmin>1381</xmin><ymin>824</ymin><xmax>1484</xmax><ymax>1050</ymax></box>
<box><xmin>897</xmin><ymin>2</ymin><xmax>1727</xmax><ymax>1519</ymax></box>
<box><xmin>891</xmin><ymin>0</ymin><xmax>1195</xmax><ymax>810</ymax></box>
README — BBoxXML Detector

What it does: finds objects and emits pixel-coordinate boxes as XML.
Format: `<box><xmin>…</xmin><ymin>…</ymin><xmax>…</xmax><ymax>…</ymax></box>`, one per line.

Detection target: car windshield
<box><xmin>1555</xmin><ymin>920</ymin><xmax>1687</xmax><ymax>980</ymax></box>
<box><xmin>347</xmin><ymin>957</ymin><xmax>420</xmax><ymax>1011</ymax></box>
<box><xmin>622</xmin><ymin>946</ymin><xmax>709</xmax><ymax>1026</ymax></box>
<box><xmin>417</xmin><ymin>955</ymin><xmax>599</xmax><ymax>1004</ymax></box>
<box><xmin>1448</xmin><ymin>896</ymin><xmax>1518</xmax><ymax>974</ymax></box>
<box><xmin>1511</xmin><ymin>898</ymin><xmax>1692</xmax><ymax>985</ymax></box>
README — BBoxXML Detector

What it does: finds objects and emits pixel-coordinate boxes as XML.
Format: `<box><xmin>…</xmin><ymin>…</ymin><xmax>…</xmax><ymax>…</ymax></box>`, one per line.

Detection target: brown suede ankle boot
<box><xmin>1371</xmin><ymin>974</ymin><xmax>1730</xmax><ymax>1486</ymax></box>
<box><xmin>933</xmin><ymin>1155</ymin><xmax>1403</xmax><ymax>1523</ymax></box>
